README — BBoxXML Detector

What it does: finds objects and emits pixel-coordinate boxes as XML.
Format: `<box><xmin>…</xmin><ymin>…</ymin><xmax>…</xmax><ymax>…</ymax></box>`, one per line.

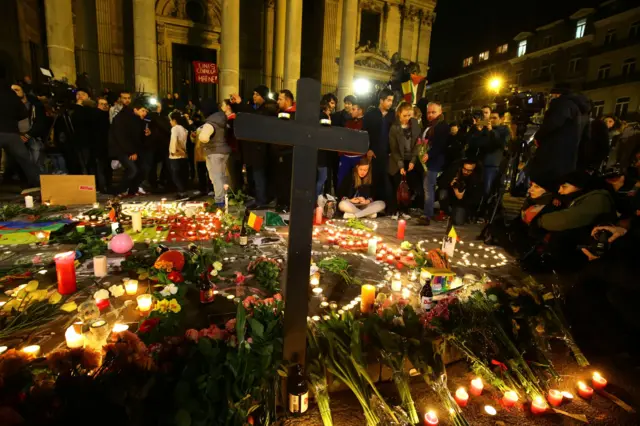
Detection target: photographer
<box><xmin>10</xmin><ymin>84</ymin><xmax>47</xmax><ymax>170</ymax></box>
<box><xmin>70</xmin><ymin>89</ymin><xmax>95</xmax><ymax>174</ymax></box>
<box><xmin>436</xmin><ymin>158</ymin><xmax>483</xmax><ymax>225</ymax></box>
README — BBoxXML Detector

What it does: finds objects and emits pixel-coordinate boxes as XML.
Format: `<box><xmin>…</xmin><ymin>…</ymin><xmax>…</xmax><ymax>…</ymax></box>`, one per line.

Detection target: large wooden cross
<box><xmin>234</xmin><ymin>78</ymin><xmax>369</xmax><ymax>363</ymax></box>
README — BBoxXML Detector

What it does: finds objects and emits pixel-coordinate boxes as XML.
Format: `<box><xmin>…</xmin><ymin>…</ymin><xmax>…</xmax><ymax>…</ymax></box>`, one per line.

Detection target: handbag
<box><xmin>396</xmin><ymin>175</ymin><xmax>410</xmax><ymax>207</ymax></box>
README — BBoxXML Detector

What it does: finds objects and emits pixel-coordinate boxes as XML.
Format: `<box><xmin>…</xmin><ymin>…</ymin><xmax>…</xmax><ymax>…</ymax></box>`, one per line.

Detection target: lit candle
<box><xmin>310</xmin><ymin>276</ymin><xmax>320</xmax><ymax>287</ymax></box>
<box><xmin>0</xmin><ymin>346</ymin><xmax>7</xmax><ymax>354</ymax></box>
<box><xmin>419</xmin><ymin>269</ymin><xmax>432</xmax><ymax>285</ymax></box>
<box><xmin>407</xmin><ymin>252</ymin><xmax>414</xmax><ymax>260</ymax></box>
<box><xmin>592</xmin><ymin>372</ymin><xmax>607</xmax><ymax>390</ymax></box>
<box><xmin>65</xmin><ymin>325</ymin><xmax>85</xmax><ymax>348</ymax></box>
<box><xmin>484</xmin><ymin>405</ymin><xmax>497</xmax><ymax>416</ymax></box>
<box><xmin>391</xmin><ymin>278</ymin><xmax>402</xmax><ymax>292</ymax></box>
<box><xmin>470</xmin><ymin>377</ymin><xmax>484</xmax><ymax>396</ymax></box>
<box><xmin>397</xmin><ymin>219</ymin><xmax>406</xmax><ymax>240</ymax></box>
<box><xmin>410</xmin><ymin>270</ymin><xmax>418</xmax><ymax>281</ymax></box>
<box><xmin>90</xmin><ymin>319</ymin><xmax>110</xmax><ymax>342</ymax></box>
<box><xmin>22</xmin><ymin>345</ymin><xmax>41</xmax><ymax>357</ymax></box>
<box><xmin>125</xmin><ymin>279</ymin><xmax>139</xmax><ymax>295</ymax></box>
<box><xmin>312</xmin><ymin>287</ymin><xmax>323</xmax><ymax>295</ymax></box>
<box><xmin>502</xmin><ymin>390</ymin><xmax>518</xmax><ymax>407</ymax></box>
<box><xmin>530</xmin><ymin>396</ymin><xmax>547</xmax><ymax>414</ymax></box>
<box><xmin>25</xmin><ymin>195</ymin><xmax>34</xmax><ymax>208</ymax></box>
<box><xmin>137</xmin><ymin>294</ymin><xmax>153</xmax><ymax>313</ymax></box>
<box><xmin>93</xmin><ymin>255</ymin><xmax>107</xmax><ymax>277</ymax></box>
<box><xmin>54</xmin><ymin>251</ymin><xmax>77</xmax><ymax>294</ymax></box>
<box><xmin>454</xmin><ymin>387</ymin><xmax>469</xmax><ymax>407</ymax></box>
<box><xmin>401</xmin><ymin>287</ymin><xmax>411</xmax><ymax>299</ymax></box>
<box><xmin>547</xmin><ymin>389</ymin><xmax>563</xmax><ymax>407</ymax></box>
<box><xmin>376</xmin><ymin>252</ymin><xmax>384</xmax><ymax>260</ymax></box>
<box><xmin>367</xmin><ymin>238</ymin><xmax>378</xmax><ymax>256</ymax></box>
<box><xmin>424</xmin><ymin>410</ymin><xmax>438</xmax><ymax>425</ymax></box>
<box><xmin>76</xmin><ymin>225</ymin><xmax>86</xmax><ymax>234</ymax></box>
<box><xmin>93</xmin><ymin>202</ymin><xmax>100</xmax><ymax>209</ymax></box>
<box><xmin>561</xmin><ymin>391</ymin><xmax>574</xmax><ymax>401</ymax></box>
<box><xmin>112</xmin><ymin>323</ymin><xmax>129</xmax><ymax>333</ymax></box>
<box><xmin>131</xmin><ymin>211</ymin><xmax>142</xmax><ymax>232</ymax></box>
<box><xmin>577</xmin><ymin>381</ymin><xmax>593</xmax><ymax>399</ymax></box>
<box><xmin>360</xmin><ymin>284</ymin><xmax>376</xmax><ymax>313</ymax></box>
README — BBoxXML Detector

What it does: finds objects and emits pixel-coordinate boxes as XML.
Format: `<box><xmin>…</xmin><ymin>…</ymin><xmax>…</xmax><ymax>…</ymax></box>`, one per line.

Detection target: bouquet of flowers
<box><xmin>416</xmin><ymin>137</ymin><xmax>430</xmax><ymax>172</ymax></box>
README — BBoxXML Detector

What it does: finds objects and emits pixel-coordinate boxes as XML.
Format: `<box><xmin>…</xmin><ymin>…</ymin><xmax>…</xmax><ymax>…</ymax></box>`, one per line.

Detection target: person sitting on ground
<box><xmin>435</xmin><ymin>158</ymin><xmax>483</xmax><ymax>225</ymax></box>
<box><xmin>337</xmin><ymin>157</ymin><xmax>386</xmax><ymax>219</ymax></box>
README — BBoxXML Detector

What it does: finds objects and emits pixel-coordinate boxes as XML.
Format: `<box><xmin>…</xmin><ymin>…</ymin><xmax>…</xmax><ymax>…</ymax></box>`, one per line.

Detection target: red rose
<box><xmin>139</xmin><ymin>317</ymin><xmax>160</xmax><ymax>333</ymax></box>
<box><xmin>167</xmin><ymin>271</ymin><xmax>184</xmax><ymax>283</ymax></box>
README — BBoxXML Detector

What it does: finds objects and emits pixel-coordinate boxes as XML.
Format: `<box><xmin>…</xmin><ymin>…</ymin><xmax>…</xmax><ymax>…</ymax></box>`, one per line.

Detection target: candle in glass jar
<box><xmin>125</xmin><ymin>279</ymin><xmax>139</xmax><ymax>295</ymax></box>
<box><xmin>93</xmin><ymin>255</ymin><xmax>107</xmax><ymax>277</ymax></box>
<box><xmin>391</xmin><ymin>278</ymin><xmax>402</xmax><ymax>292</ymax></box>
<box><xmin>90</xmin><ymin>319</ymin><xmax>110</xmax><ymax>342</ymax></box>
<box><xmin>547</xmin><ymin>389</ymin><xmax>563</xmax><ymax>407</ymax></box>
<box><xmin>312</xmin><ymin>287</ymin><xmax>323</xmax><ymax>295</ymax></box>
<box><xmin>454</xmin><ymin>388</ymin><xmax>469</xmax><ymax>407</ymax></box>
<box><xmin>367</xmin><ymin>238</ymin><xmax>378</xmax><ymax>256</ymax></box>
<box><xmin>131</xmin><ymin>211</ymin><xmax>142</xmax><ymax>232</ymax></box>
<box><xmin>592</xmin><ymin>372</ymin><xmax>607</xmax><ymax>390</ymax></box>
<box><xmin>310</xmin><ymin>276</ymin><xmax>320</xmax><ymax>287</ymax></box>
<box><xmin>55</xmin><ymin>251</ymin><xmax>77</xmax><ymax>294</ymax></box>
<box><xmin>360</xmin><ymin>284</ymin><xmax>376</xmax><ymax>313</ymax></box>
<box><xmin>424</xmin><ymin>410</ymin><xmax>438</xmax><ymax>425</ymax></box>
<box><xmin>22</xmin><ymin>345</ymin><xmax>41</xmax><ymax>357</ymax></box>
<box><xmin>397</xmin><ymin>219</ymin><xmax>406</xmax><ymax>240</ymax></box>
<box><xmin>470</xmin><ymin>377</ymin><xmax>484</xmax><ymax>396</ymax></box>
<box><xmin>76</xmin><ymin>225</ymin><xmax>86</xmax><ymax>234</ymax></box>
<box><xmin>502</xmin><ymin>390</ymin><xmax>518</xmax><ymax>407</ymax></box>
<box><xmin>530</xmin><ymin>396</ymin><xmax>547</xmax><ymax>414</ymax></box>
<box><xmin>577</xmin><ymin>381</ymin><xmax>593</xmax><ymax>399</ymax></box>
<box><xmin>65</xmin><ymin>325</ymin><xmax>85</xmax><ymax>348</ymax></box>
<box><xmin>112</xmin><ymin>323</ymin><xmax>129</xmax><ymax>333</ymax></box>
<box><xmin>137</xmin><ymin>294</ymin><xmax>153</xmax><ymax>313</ymax></box>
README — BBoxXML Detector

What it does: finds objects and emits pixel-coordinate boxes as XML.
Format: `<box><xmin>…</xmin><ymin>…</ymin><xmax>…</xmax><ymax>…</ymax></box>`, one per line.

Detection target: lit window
<box><xmin>576</xmin><ymin>18</ymin><xmax>587</xmax><ymax>39</ymax></box>
<box><xmin>615</xmin><ymin>97</ymin><xmax>630</xmax><ymax>118</ymax></box>
<box><xmin>591</xmin><ymin>101</ymin><xmax>604</xmax><ymax>118</ymax></box>
<box><xmin>597</xmin><ymin>64</ymin><xmax>611</xmax><ymax>80</ymax></box>
<box><xmin>463</xmin><ymin>56</ymin><xmax>474</xmax><ymax>67</ymax></box>
<box><xmin>479</xmin><ymin>51</ymin><xmax>489</xmax><ymax>61</ymax></box>
<box><xmin>517</xmin><ymin>40</ymin><xmax>527</xmax><ymax>57</ymax></box>
<box><xmin>604</xmin><ymin>29</ymin><xmax>616</xmax><ymax>45</ymax></box>
<box><xmin>622</xmin><ymin>58</ymin><xmax>636</xmax><ymax>76</ymax></box>
<box><xmin>497</xmin><ymin>44</ymin><xmax>508</xmax><ymax>54</ymax></box>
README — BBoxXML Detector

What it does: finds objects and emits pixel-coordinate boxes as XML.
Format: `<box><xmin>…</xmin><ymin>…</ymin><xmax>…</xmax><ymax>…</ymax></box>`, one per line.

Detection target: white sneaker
<box><xmin>401</xmin><ymin>213</ymin><xmax>411</xmax><ymax>220</ymax></box>
<box><xmin>368</xmin><ymin>213</ymin><xmax>377</xmax><ymax>219</ymax></box>
<box><xmin>391</xmin><ymin>214</ymin><xmax>399</xmax><ymax>220</ymax></box>
<box><xmin>208</xmin><ymin>191</ymin><xmax>214</xmax><ymax>196</ymax></box>
<box><xmin>343</xmin><ymin>213</ymin><xmax>356</xmax><ymax>219</ymax></box>
<box><xmin>137</xmin><ymin>187</ymin><xmax>148</xmax><ymax>195</ymax></box>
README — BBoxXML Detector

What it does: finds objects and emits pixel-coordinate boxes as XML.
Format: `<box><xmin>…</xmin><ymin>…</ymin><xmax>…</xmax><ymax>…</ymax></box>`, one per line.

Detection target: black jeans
<box><xmin>388</xmin><ymin>160</ymin><xmax>422</xmax><ymax>215</ymax></box>
<box><xmin>113</xmin><ymin>154</ymin><xmax>140</xmax><ymax>195</ymax></box>
<box><xmin>169</xmin><ymin>158</ymin><xmax>189</xmax><ymax>194</ymax></box>
<box><xmin>275</xmin><ymin>152</ymin><xmax>293</xmax><ymax>207</ymax></box>
<box><xmin>0</xmin><ymin>132</ymin><xmax>40</xmax><ymax>187</ymax></box>
<box><xmin>95</xmin><ymin>157</ymin><xmax>113</xmax><ymax>193</ymax></box>
<box><xmin>438</xmin><ymin>188</ymin><xmax>468</xmax><ymax>225</ymax></box>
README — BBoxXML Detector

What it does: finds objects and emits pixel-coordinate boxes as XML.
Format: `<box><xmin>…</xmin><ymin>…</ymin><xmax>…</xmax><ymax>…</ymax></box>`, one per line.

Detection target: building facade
<box><xmin>425</xmin><ymin>0</ymin><xmax>640</xmax><ymax>122</ymax></box>
<box><xmin>0</xmin><ymin>0</ymin><xmax>436</xmax><ymax>106</ymax></box>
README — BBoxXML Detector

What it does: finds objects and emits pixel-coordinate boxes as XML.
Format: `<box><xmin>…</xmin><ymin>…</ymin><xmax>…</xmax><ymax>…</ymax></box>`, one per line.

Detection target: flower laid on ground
<box><xmin>168</xmin><ymin>299</ymin><xmax>181</xmax><ymax>313</ymax></box>
<box><xmin>185</xmin><ymin>329</ymin><xmax>199</xmax><ymax>342</ymax></box>
<box><xmin>93</xmin><ymin>289</ymin><xmax>110</xmax><ymax>301</ymax></box>
<box><xmin>108</xmin><ymin>284</ymin><xmax>125</xmax><ymax>297</ymax></box>
<box><xmin>199</xmin><ymin>324</ymin><xmax>226</xmax><ymax>340</ymax></box>
<box><xmin>155</xmin><ymin>299</ymin><xmax>170</xmax><ymax>313</ymax></box>
<box><xmin>138</xmin><ymin>318</ymin><xmax>160</xmax><ymax>333</ymax></box>
<box><xmin>167</xmin><ymin>271</ymin><xmax>184</xmax><ymax>283</ymax></box>
<box><xmin>234</xmin><ymin>271</ymin><xmax>247</xmax><ymax>285</ymax></box>
<box><xmin>159</xmin><ymin>283</ymin><xmax>178</xmax><ymax>297</ymax></box>
<box><xmin>210</xmin><ymin>269</ymin><xmax>218</xmax><ymax>277</ymax></box>
<box><xmin>213</xmin><ymin>261</ymin><xmax>223</xmax><ymax>271</ymax></box>
<box><xmin>225</xmin><ymin>318</ymin><xmax>236</xmax><ymax>332</ymax></box>
<box><xmin>153</xmin><ymin>260</ymin><xmax>173</xmax><ymax>272</ymax></box>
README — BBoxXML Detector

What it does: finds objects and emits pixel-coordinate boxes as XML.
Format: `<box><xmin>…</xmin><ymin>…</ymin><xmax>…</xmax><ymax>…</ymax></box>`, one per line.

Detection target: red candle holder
<box><xmin>454</xmin><ymin>388</ymin><xmax>469</xmax><ymax>407</ymax></box>
<box><xmin>547</xmin><ymin>389</ymin><xmax>563</xmax><ymax>407</ymax></box>
<box><xmin>591</xmin><ymin>372</ymin><xmax>607</xmax><ymax>390</ymax></box>
<box><xmin>470</xmin><ymin>377</ymin><xmax>484</xmax><ymax>396</ymax></box>
<box><xmin>530</xmin><ymin>396</ymin><xmax>547</xmax><ymax>414</ymax></box>
<box><xmin>54</xmin><ymin>251</ymin><xmax>77</xmax><ymax>295</ymax></box>
<box><xmin>424</xmin><ymin>411</ymin><xmax>438</xmax><ymax>425</ymax></box>
<box><xmin>577</xmin><ymin>382</ymin><xmax>593</xmax><ymax>399</ymax></box>
<box><xmin>502</xmin><ymin>391</ymin><xmax>518</xmax><ymax>407</ymax></box>
<box><xmin>397</xmin><ymin>219</ymin><xmax>406</xmax><ymax>240</ymax></box>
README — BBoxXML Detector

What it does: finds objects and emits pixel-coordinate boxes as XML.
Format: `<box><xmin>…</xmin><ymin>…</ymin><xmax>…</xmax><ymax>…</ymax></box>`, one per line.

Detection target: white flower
<box><xmin>109</xmin><ymin>284</ymin><xmax>125</xmax><ymax>298</ymax></box>
<box><xmin>93</xmin><ymin>289</ymin><xmax>110</xmax><ymax>301</ymax></box>
<box><xmin>213</xmin><ymin>261</ymin><xmax>223</xmax><ymax>271</ymax></box>
<box><xmin>210</xmin><ymin>269</ymin><xmax>218</xmax><ymax>277</ymax></box>
<box><xmin>160</xmin><ymin>283</ymin><xmax>178</xmax><ymax>297</ymax></box>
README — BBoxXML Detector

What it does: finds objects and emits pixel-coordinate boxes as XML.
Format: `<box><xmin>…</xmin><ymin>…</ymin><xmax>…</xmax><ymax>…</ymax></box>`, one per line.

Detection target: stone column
<box><xmin>74</xmin><ymin>0</ymin><xmax>101</xmax><ymax>91</ymax></box>
<box><xmin>386</xmin><ymin>4</ymin><xmax>401</xmax><ymax>57</ymax></box>
<box><xmin>44</xmin><ymin>0</ymin><xmax>76</xmax><ymax>81</ymax></box>
<box><xmin>264</xmin><ymin>0</ymin><xmax>275</xmax><ymax>88</ymax></box>
<box><xmin>337</xmin><ymin>0</ymin><xmax>358</xmax><ymax>109</ymax></box>
<box><xmin>220</xmin><ymin>0</ymin><xmax>240</xmax><ymax>98</ymax></box>
<box><xmin>320</xmin><ymin>0</ymin><xmax>339</xmax><ymax>94</ymax></box>
<box><xmin>133</xmin><ymin>0</ymin><xmax>158</xmax><ymax>94</ymax></box>
<box><xmin>272</xmin><ymin>0</ymin><xmax>286</xmax><ymax>91</ymax></box>
<box><xmin>283</xmin><ymin>0</ymin><xmax>303</xmax><ymax>95</ymax></box>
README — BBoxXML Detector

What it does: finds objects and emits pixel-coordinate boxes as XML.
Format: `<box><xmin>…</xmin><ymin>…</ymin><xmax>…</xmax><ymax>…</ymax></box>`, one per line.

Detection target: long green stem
<box><xmin>392</xmin><ymin>372</ymin><xmax>419</xmax><ymax>424</ymax></box>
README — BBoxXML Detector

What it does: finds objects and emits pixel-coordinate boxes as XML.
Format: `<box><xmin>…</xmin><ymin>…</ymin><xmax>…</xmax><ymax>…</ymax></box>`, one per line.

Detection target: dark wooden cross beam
<box><xmin>234</xmin><ymin>78</ymin><xmax>369</xmax><ymax>363</ymax></box>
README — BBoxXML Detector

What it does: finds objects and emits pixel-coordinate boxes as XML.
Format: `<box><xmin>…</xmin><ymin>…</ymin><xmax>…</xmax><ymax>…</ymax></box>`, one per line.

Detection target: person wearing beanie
<box><xmin>198</xmin><ymin>99</ymin><xmax>230</xmax><ymax>205</ymax></box>
<box><xmin>229</xmin><ymin>86</ymin><xmax>278</xmax><ymax>208</ymax></box>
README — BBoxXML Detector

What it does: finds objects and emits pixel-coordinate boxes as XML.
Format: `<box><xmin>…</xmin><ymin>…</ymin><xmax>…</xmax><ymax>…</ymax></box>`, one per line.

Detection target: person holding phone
<box><xmin>337</xmin><ymin>157</ymin><xmax>385</xmax><ymax>218</ymax></box>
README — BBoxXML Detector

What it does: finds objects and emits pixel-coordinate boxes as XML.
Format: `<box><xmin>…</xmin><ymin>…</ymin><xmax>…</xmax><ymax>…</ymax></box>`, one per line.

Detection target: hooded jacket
<box><xmin>528</xmin><ymin>93</ymin><xmax>591</xmax><ymax>185</ymax></box>
<box><xmin>537</xmin><ymin>189</ymin><xmax>615</xmax><ymax>232</ymax></box>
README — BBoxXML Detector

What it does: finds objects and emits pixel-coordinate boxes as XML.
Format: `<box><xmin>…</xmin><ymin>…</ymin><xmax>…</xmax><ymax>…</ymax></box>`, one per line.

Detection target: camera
<box><xmin>589</xmin><ymin>230</ymin><xmax>612</xmax><ymax>257</ymax></box>
<box><xmin>452</xmin><ymin>178</ymin><xmax>466</xmax><ymax>192</ymax></box>
<box><xmin>494</xmin><ymin>90</ymin><xmax>546</xmax><ymax>125</ymax></box>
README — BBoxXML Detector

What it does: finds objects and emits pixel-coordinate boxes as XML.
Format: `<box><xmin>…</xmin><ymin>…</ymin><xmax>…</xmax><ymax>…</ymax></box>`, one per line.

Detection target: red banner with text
<box><xmin>193</xmin><ymin>61</ymin><xmax>218</xmax><ymax>84</ymax></box>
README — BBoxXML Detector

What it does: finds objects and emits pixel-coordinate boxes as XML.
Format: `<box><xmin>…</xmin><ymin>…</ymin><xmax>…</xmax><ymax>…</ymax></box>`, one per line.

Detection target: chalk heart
<box><xmin>110</xmin><ymin>234</ymin><xmax>134</xmax><ymax>254</ymax></box>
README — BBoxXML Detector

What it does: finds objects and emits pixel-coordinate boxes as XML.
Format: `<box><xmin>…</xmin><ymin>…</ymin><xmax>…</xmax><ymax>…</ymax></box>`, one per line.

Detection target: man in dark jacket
<box><xmin>528</xmin><ymin>85</ymin><xmax>591</xmax><ymax>186</ymax></box>
<box><xmin>70</xmin><ymin>89</ymin><xmax>96</xmax><ymax>174</ymax></box>
<box><xmin>467</xmin><ymin>110</ymin><xmax>510</xmax><ymax>196</ymax></box>
<box><xmin>363</xmin><ymin>89</ymin><xmax>395</xmax><ymax>203</ymax></box>
<box><xmin>420</xmin><ymin>101</ymin><xmax>449</xmax><ymax>224</ymax></box>
<box><xmin>108</xmin><ymin>99</ymin><xmax>150</xmax><ymax>196</ymax></box>
<box><xmin>230</xmin><ymin>85</ymin><xmax>278</xmax><ymax>207</ymax></box>
<box><xmin>94</xmin><ymin>97</ymin><xmax>112</xmax><ymax>193</ymax></box>
<box><xmin>10</xmin><ymin>84</ymin><xmax>47</xmax><ymax>171</ymax></box>
<box><xmin>273</xmin><ymin>89</ymin><xmax>296</xmax><ymax>211</ymax></box>
<box><xmin>436</xmin><ymin>158</ymin><xmax>483</xmax><ymax>225</ymax></box>
<box><xmin>147</xmin><ymin>103</ymin><xmax>172</xmax><ymax>190</ymax></box>
<box><xmin>0</xmin><ymin>86</ymin><xmax>40</xmax><ymax>190</ymax></box>
<box><xmin>331</xmin><ymin>95</ymin><xmax>355</xmax><ymax>128</ymax></box>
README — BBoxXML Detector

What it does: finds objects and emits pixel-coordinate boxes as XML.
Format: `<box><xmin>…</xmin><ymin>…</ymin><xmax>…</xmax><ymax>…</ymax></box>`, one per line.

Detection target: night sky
<box><xmin>428</xmin><ymin>0</ymin><xmax>599</xmax><ymax>82</ymax></box>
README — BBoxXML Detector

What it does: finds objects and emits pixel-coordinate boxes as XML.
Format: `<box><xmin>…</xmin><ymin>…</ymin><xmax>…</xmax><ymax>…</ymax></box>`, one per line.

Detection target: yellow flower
<box><xmin>155</xmin><ymin>299</ymin><xmax>169</xmax><ymax>314</ymax></box>
<box><xmin>49</xmin><ymin>291</ymin><xmax>62</xmax><ymax>304</ymax></box>
<box><xmin>60</xmin><ymin>301</ymin><xmax>77</xmax><ymax>312</ymax></box>
<box><xmin>169</xmin><ymin>299</ymin><xmax>181</xmax><ymax>313</ymax></box>
<box><xmin>25</xmin><ymin>280</ymin><xmax>39</xmax><ymax>292</ymax></box>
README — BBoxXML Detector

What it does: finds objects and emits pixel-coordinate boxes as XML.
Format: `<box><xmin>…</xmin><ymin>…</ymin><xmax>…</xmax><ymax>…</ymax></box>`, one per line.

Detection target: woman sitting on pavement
<box><xmin>337</xmin><ymin>157</ymin><xmax>386</xmax><ymax>219</ymax></box>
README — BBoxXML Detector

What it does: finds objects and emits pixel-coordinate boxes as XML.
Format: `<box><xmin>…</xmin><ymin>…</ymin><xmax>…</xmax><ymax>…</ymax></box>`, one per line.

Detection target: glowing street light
<box><xmin>353</xmin><ymin>78</ymin><xmax>372</xmax><ymax>96</ymax></box>
<box><xmin>487</xmin><ymin>76</ymin><xmax>503</xmax><ymax>93</ymax></box>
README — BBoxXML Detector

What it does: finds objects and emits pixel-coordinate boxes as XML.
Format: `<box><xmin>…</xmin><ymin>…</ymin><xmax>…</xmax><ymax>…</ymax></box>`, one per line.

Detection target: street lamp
<box><xmin>353</xmin><ymin>78</ymin><xmax>372</xmax><ymax>96</ymax></box>
<box><xmin>487</xmin><ymin>76</ymin><xmax>503</xmax><ymax>93</ymax></box>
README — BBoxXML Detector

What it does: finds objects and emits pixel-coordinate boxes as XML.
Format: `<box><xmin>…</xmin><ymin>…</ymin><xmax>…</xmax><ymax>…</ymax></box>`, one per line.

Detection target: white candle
<box><xmin>137</xmin><ymin>294</ymin><xmax>153</xmax><ymax>312</ymax></box>
<box><xmin>367</xmin><ymin>238</ymin><xmax>378</xmax><ymax>256</ymax></box>
<box><xmin>65</xmin><ymin>325</ymin><xmax>85</xmax><ymax>348</ymax></box>
<box><xmin>93</xmin><ymin>202</ymin><xmax>100</xmax><ymax>209</ymax></box>
<box><xmin>131</xmin><ymin>211</ymin><xmax>142</xmax><ymax>232</ymax></box>
<box><xmin>391</xmin><ymin>279</ymin><xmax>402</xmax><ymax>292</ymax></box>
<box><xmin>24</xmin><ymin>195</ymin><xmax>34</xmax><ymax>208</ymax></box>
<box><xmin>125</xmin><ymin>279</ymin><xmax>138</xmax><ymax>295</ymax></box>
<box><xmin>93</xmin><ymin>255</ymin><xmax>108</xmax><ymax>277</ymax></box>
<box><xmin>22</xmin><ymin>345</ymin><xmax>41</xmax><ymax>356</ymax></box>
<box><xmin>112</xmin><ymin>323</ymin><xmax>129</xmax><ymax>333</ymax></box>
<box><xmin>0</xmin><ymin>346</ymin><xmax>7</xmax><ymax>354</ymax></box>
<box><xmin>310</xmin><ymin>276</ymin><xmax>320</xmax><ymax>287</ymax></box>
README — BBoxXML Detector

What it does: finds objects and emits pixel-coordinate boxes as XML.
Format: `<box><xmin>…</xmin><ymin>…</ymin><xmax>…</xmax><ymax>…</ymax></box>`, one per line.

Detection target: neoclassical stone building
<box><xmin>1</xmin><ymin>0</ymin><xmax>435</xmax><ymax>106</ymax></box>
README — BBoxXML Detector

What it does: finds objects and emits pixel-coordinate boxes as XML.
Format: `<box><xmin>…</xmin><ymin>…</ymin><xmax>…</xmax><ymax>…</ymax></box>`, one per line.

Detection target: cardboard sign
<box><xmin>193</xmin><ymin>61</ymin><xmax>218</xmax><ymax>84</ymax></box>
<box><xmin>40</xmin><ymin>175</ymin><xmax>97</xmax><ymax>205</ymax></box>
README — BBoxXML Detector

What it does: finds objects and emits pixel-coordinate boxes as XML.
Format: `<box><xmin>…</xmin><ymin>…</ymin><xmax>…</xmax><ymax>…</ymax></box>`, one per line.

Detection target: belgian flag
<box><xmin>247</xmin><ymin>212</ymin><xmax>263</xmax><ymax>232</ymax></box>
